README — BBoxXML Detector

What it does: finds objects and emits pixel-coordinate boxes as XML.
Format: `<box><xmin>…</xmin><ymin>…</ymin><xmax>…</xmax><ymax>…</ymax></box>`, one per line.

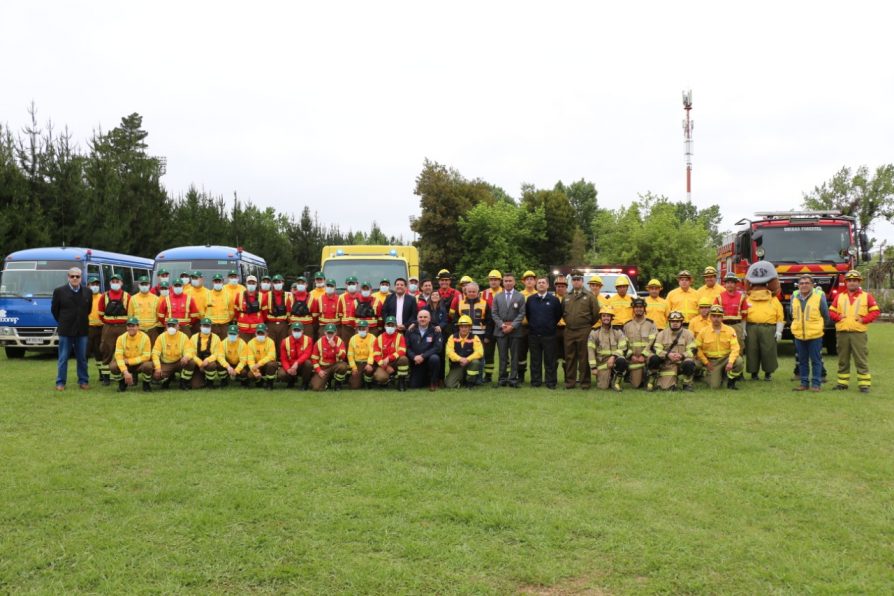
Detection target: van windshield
<box><xmin>322</xmin><ymin>260</ymin><xmax>408</xmax><ymax>289</ymax></box>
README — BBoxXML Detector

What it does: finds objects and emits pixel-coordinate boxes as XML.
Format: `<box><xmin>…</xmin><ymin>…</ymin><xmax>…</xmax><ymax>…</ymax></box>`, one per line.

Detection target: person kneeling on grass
<box><xmin>695</xmin><ymin>305</ymin><xmax>744</xmax><ymax>390</ymax></box>
<box><xmin>348</xmin><ymin>320</ymin><xmax>377</xmax><ymax>389</ymax></box>
<box><xmin>372</xmin><ymin>316</ymin><xmax>410</xmax><ymax>391</ymax></box>
<box><xmin>277</xmin><ymin>322</ymin><xmax>314</xmax><ymax>390</ymax></box>
<box><xmin>110</xmin><ymin>317</ymin><xmax>153</xmax><ymax>393</ymax></box>
<box><xmin>445</xmin><ymin>315</ymin><xmax>484</xmax><ymax>389</ymax></box>
<box><xmin>151</xmin><ymin>318</ymin><xmax>195</xmax><ymax>390</ymax></box>
<box><xmin>243</xmin><ymin>323</ymin><xmax>278</xmax><ymax>390</ymax></box>
<box><xmin>183</xmin><ymin>318</ymin><xmax>224</xmax><ymax>389</ymax></box>
<box><xmin>310</xmin><ymin>323</ymin><xmax>348</xmax><ymax>391</ymax></box>
<box><xmin>218</xmin><ymin>324</ymin><xmax>248</xmax><ymax>388</ymax></box>
<box><xmin>587</xmin><ymin>307</ymin><xmax>628</xmax><ymax>392</ymax></box>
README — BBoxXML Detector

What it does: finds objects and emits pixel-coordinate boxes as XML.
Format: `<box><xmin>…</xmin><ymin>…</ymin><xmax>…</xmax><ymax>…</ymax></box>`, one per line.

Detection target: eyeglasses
<box><xmin>798</xmin><ymin>281</ymin><xmax>812</xmax><ymax>285</ymax></box>
<box><xmin>69</xmin><ymin>275</ymin><xmax>81</xmax><ymax>279</ymax></box>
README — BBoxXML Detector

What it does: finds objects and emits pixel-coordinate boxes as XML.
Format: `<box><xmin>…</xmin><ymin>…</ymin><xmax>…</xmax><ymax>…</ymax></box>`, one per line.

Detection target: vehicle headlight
<box><xmin>755</xmin><ymin>247</ymin><xmax>766</xmax><ymax>258</ymax></box>
<box><xmin>0</xmin><ymin>327</ymin><xmax>13</xmax><ymax>336</ymax></box>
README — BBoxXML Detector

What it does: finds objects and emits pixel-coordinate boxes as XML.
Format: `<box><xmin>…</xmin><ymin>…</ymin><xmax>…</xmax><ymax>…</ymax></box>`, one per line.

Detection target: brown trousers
<box><xmin>309</xmin><ymin>362</ymin><xmax>349</xmax><ymax>391</ymax></box>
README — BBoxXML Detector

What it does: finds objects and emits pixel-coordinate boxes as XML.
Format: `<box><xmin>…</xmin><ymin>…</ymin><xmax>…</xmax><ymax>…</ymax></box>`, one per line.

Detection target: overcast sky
<box><xmin>4</xmin><ymin>1</ymin><xmax>893</xmax><ymax>247</ymax></box>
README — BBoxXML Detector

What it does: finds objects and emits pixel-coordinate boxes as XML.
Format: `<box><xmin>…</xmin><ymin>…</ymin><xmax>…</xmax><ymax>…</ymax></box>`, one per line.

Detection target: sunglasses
<box><xmin>69</xmin><ymin>275</ymin><xmax>81</xmax><ymax>279</ymax></box>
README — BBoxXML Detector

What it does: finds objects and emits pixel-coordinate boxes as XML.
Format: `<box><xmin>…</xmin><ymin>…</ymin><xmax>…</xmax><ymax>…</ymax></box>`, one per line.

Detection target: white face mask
<box><xmin>246</xmin><ymin>284</ymin><xmax>257</xmax><ymax>292</ymax></box>
<box><xmin>261</xmin><ymin>282</ymin><xmax>271</xmax><ymax>291</ymax></box>
<box><xmin>166</xmin><ymin>327</ymin><xmax>178</xmax><ymax>336</ymax></box>
<box><xmin>228</xmin><ymin>278</ymin><xmax>238</xmax><ymax>286</ymax></box>
<box><xmin>139</xmin><ymin>285</ymin><xmax>150</xmax><ymax>293</ymax></box>
<box><xmin>273</xmin><ymin>283</ymin><xmax>283</xmax><ymax>291</ymax></box>
<box><xmin>159</xmin><ymin>276</ymin><xmax>169</xmax><ymax>283</ymax></box>
<box><xmin>346</xmin><ymin>284</ymin><xmax>357</xmax><ymax>293</ymax></box>
<box><xmin>160</xmin><ymin>289</ymin><xmax>170</xmax><ymax>297</ymax></box>
<box><xmin>256</xmin><ymin>334</ymin><xmax>266</xmax><ymax>341</ymax></box>
<box><xmin>296</xmin><ymin>284</ymin><xmax>307</xmax><ymax>292</ymax></box>
<box><xmin>292</xmin><ymin>331</ymin><xmax>303</xmax><ymax>339</ymax></box>
<box><xmin>191</xmin><ymin>279</ymin><xmax>201</xmax><ymax>288</ymax></box>
<box><xmin>213</xmin><ymin>283</ymin><xmax>223</xmax><ymax>291</ymax></box>
<box><xmin>180</xmin><ymin>278</ymin><xmax>190</xmax><ymax>285</ymax></box>
<box><xmin>409</xmin><ymin>283</ymin><xmax>418</xmax><ymax>293</ymax></box>
<box><xmin>315</xmin><ymin>281</ymin><xmax>325</xmax><ymax>288</ymax></box>
<box><xmin>325</xmin><ymin>286</ymin><xmax>335</xmax><ymax>295</ymax></box>
<box><xmin>227</xmin><ymin>334</ymin><xmax>238</xmax><ymax>342</ymax></box>
<box><xmin>358</xmin><ymin>330</ymin><xmax>368</xmax><ymax>338</ymax></box>
<box><xmin>89</xmin><ymin>285</ymin><xmax>100</xmax><ymax>294</ymax></box>
<box><xmin>380</xmin><ymin>285</ymin><xmax>390</xmax><ymax>294</ymax></box>
<box><xmin>385</xmin><ymin>326</ymin><xmax>396</xmax><ymax>335</ymax></box>
<box><xmin>110</xmin><ymin>282</ymin><xmax>122</xmax><ymax>291</ymax></box>
<box><xmin>361</xmin><ymin>289</ymin><xmax>371</xmax><ymax>298</ymax></box>
<box><xmin>173</xmin><ymin>286</ymin><xmax>184</xmax><ymax>296</ymax></box>
<box><xmin>201</xmin><ymin>326</ymin><xmax>212</xmax><ymax>335</ymax></box>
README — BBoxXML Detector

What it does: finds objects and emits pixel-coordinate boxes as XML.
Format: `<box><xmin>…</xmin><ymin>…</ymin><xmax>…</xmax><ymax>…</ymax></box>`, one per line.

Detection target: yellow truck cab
<box><xmin>320</xmin><ymin>246</ymin><xmax>420</xmax><ymax>290</ymax></box>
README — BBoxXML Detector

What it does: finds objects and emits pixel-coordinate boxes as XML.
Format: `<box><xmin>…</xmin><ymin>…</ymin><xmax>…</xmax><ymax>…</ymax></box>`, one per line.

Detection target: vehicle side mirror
<box><xmin>861</xmin><ymin>251</ymin><xmax>871</xmax><ymax>263</ymax></box>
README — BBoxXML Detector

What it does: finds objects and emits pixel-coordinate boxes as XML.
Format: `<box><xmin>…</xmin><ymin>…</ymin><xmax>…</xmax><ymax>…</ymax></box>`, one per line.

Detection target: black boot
<box><xmin>465</xmin><ymin>379</ymin><xmax>476</xmax><ymax>390</ymax></box>
<box><xmin>265</xmin><ymin>379</ymin><xmax>274</xmax><ymax>391</ymax></box>
<box><xmin>161</xmin><ymin>378</ymin><xmax>171</xmax><ymax>390</ymax></box>
<box><xmin>142</xmin><ymin>381</ymin><xmax>152</xmax><ymax>393</ymax></box>
<box><xmin>101</xmin><ymin>373</ymin><xmax>111</xmax><ymax>387</ymax></box>
<box><xmin>287</xmin><ymin>378</ymin><xmax>295</xmax><ymax>389</ymax></box>
<box><xmin>397</xmin><ymin>377</ymin><xmax>407</xmax><ymax>392</ymax></box>
<box><xmin>117</xmin><ymin>380</ymin><xmax>127</xmax><ymax>393</ymax></box>
<box><xmin>179</xmin><ymin>379</ymin><xmax>191</xmax><ymax>391</ymax></box>
<box><xmin>333</xmin><ymin>381</ymin><xmax>342</xmax><ymax>391</ymax></box>
<box><xmin>206</xmin><ymin>381</ymin><xmax>216</xmax><ymax>390</ymax></box>
<box><xmin>727</xmin><ymin>377</ymin><xmax>739</xmax><ymax>391</ymax></box>
<box><xmin>220</xmin><ymin>377</ymin><xmax>230</xmax><ymax>388</ymax></box>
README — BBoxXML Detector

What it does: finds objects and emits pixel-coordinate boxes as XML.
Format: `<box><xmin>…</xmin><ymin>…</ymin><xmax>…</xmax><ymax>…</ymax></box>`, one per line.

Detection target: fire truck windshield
<box><xmin>757</xmin><ymin>225</ymin><xmax>850</xmax><ymax>263</ymax></box>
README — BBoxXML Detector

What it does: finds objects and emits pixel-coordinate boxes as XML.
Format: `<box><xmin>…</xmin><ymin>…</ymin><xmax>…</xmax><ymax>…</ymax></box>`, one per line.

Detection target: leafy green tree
<box><xmin>555</xmin><ymin>178</ymin><xmax>598</xmax><ymax>249</ymax></box>
<box><xmin>0</xmin><ymin>124</ymin><xmax>50</xmax><ymax>257</ymax></box>
<box><xmin>457</xmin><ymin>201</ymin><xmax>546</xmax><ymax>281</ymax></box>
<box><xmin>520</xmin><ymin>185</ymin><xmax>576</xmax><ymax>269</ymax></box>
<box><xmin>802</xmin><ymin>165</ymin><xmax>894</xmax><ymax>242</ymax></box>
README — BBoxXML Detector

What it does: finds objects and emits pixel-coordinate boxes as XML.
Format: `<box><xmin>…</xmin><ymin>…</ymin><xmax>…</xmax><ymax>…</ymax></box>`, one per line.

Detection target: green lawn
<box><xmin>1</xmin><ymin>328</ymin><xmax>893</xmax><ymax>594</ymax></box>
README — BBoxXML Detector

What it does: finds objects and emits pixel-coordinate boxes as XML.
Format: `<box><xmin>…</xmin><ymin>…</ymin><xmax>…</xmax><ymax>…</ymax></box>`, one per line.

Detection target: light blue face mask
<box><xmin>227</xmin><ymin>334</ymin><xmax>238</xmax><ymax>342</ymax></box>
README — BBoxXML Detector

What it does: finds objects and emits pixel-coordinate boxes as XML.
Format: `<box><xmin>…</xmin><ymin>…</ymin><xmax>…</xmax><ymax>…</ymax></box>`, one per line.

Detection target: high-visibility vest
<box><xmin>791</xmin><ymin>291</ymin><xmax>825</xmax><ymax>340</ymax></box>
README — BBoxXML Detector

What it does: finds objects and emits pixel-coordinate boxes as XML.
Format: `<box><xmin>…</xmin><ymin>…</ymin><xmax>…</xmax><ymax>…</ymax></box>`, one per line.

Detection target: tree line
<box><xmin>0</xmin><ymin>107</ymin><xmax>402</xmax><ymax>275</ymax></box>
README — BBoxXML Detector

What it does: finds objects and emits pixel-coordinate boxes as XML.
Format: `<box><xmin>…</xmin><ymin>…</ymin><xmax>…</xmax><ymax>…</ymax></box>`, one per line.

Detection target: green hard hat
<box><xmin>212</xmin><ymin>272</ymin><xmax>224</xmax><ymax>281</ymax></box>
<box><xmin>87</xmin><ymin>276</ymin><xmax>99</xmax><ymax>284</ymax></box>
<box><xmin>384</xmin><ymin>315</ymin><xmax>397</xmax><ymax>325</ymax></box>
<box><xmin>137</xmin><ymin>275</ymin><xmax>150</xmax><ymax>283</ymax></box>
<box><xmin>326</xmin><ymin>278</ymin><xmax>336</xmax><ymax>286</ymax></box>
<box><xmin>346</xmin><ymin>275</ymin><xmax>358</xmax><ymax>284</ymax></box>
<box><xmin>192</xmin><ymin>271</ymin><xmax>203</xmax><ymax>278</ymax></box>
<box><xmin>200</xmin><ymin>317</ymin><xmax>212</xmax><ymax>326</ymax></box>
<box><xmin>324</xmin><ymin>323</ymin><xmax>337</xmax><ymax>333</ymax></box>
<box><xmin>227</xmin><ymin>324</ymin><xmax>239</xmax><ymax>334</ymax></box>
<box><xmin>228</xmin><ymin>270</ymin><xmax>238</xmax><ymax>276</ymax></box>
<box><xmin>261</xmin><ymin>273</ymin><xmax>272</xmax><ymax>281</ymax></box>
<box><xmin>295</xmin><ymin>275</ymin><xmax>306</xmax><ymax>282</ymax></box>
<box><xmin>256</xmin><ymin>323</ymin><xmax>268</xmax><ymax>333</ymax></box>
<box><xmin>178</xmin><ymin>272</ymin><xmax>190</xmax><ymax>278</ymax></box>
<box><xmin>314</xmin><ymin>271</ymin><xmax>325</xmax><ymax>279</ymax></box>
<box><xmin>109</xmin><ymin>273</ymin><xmax>122</xmax><ymax>281</ymax></box>
<box><xmin>157</xmin><ymin>269</ymin><xmax>169</xmax><ymax>276</ymax></box>
<box><xmin>291</xmin><ymin>321</ymin><xmax>304</xmax><ymax>330</ymax></box>
<box><xmin>357</xmin><ymin>320</ymin><xmax>369</xmax><ymax>328</ymax></box>
<box><xmin>159</xmin><ymin>281</ymin><xmax>170</xmax><ymax>289</ymax></box>
<box><xmin>360</xmin><ymin>280</ymin><xmax>371</xmax><ymax>288</ymax></box>
<box><xmin>172</xmin><ymin>278</ymin><xmax>183</xmax><ymax>286</ymax></box>
<box><xmin>272</xmin><ymin>274</ymin><xmax>284</xmax><ymax>282</ymax></box>
<box><xmin>166</xmin><ymin>318</ymin><xmax>179</xmax><ymax>326</ymax></box>
<box><xmin>126</xmin><ymin>316</ymin><xmax>140</xmax><ymax>326</ymax></box>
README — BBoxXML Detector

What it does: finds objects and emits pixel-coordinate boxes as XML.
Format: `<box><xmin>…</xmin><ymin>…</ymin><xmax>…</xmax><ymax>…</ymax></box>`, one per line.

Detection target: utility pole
<box><xmin>682</xmin><ymin>90</ymin><xmax>694</xmax><ymax>202</ymax></box>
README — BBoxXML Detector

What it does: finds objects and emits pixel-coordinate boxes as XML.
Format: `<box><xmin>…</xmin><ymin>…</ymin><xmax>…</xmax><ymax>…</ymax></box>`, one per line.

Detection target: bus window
<box><xmin>102</xmin><ymin>265</ymin><xmax>114</xmax><ymax>289</ymax></box>
<box><xmin>112</xmin><ymin>266</ymin><xmax>133</xmax><ymax>292</ymax></box>
<box><xmin>87</xmin><ymin>264</ymin><xmax>101</xmax><ymax>289</ymax></box>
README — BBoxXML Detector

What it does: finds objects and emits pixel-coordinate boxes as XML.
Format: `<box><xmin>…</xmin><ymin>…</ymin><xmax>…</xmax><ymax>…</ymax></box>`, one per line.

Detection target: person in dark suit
<box><xmin>51</xmin><ymin>267</ymin><xmax>93</xmax><ymax>390</ymax></box>
<box><xmin>382</xmin><ymin>278</ymin><xmax>418</xmax><ymax>332</ymax></box>
<box><xmin>405</xmin><ymin>309</ymin><xmax>444</xmax><ymax>390</ymax></box>
<box><xmin>525</xmin><ymin>275</ymin><xmax>564</xmax><ymax>389</ymax></box>
<box><xmin>491</xmin><ymin>272</ymin><xmax>526</xmax><ymax>387</ymax></box>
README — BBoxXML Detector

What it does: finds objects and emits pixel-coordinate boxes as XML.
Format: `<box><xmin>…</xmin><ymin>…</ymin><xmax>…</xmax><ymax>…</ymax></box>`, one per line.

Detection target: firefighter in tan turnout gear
<box><xmin>623</xmin><ymin>298</ymin><xmax>657</xmax><ymax>389</ymax></box>
<box><xmin>647</xmin><ymin>310</ymin><xmax>697</xmax><ymax>391</ymax></box>
<box><xmin>587</xmin><ymin>307</ymin><xmax>628</xmax><ymax>391</ymax></box>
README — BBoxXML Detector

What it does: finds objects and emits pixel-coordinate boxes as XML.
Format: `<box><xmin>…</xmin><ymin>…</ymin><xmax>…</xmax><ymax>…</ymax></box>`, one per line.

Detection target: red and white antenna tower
<box><xmin>682</xmin><ymin>89</ymin><xmax>694</xmax><ymax>202</ymax></box>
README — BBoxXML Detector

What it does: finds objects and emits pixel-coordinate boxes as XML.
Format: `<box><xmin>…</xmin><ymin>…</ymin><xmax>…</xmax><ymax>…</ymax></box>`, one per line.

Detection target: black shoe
<box><xmin>179</xmin><ymin>379</ymin><xmax>191</xmax><ymax>391</ymax></box>
<box><xmin>683</xmin><ymin>384</ymin><xmax>694</xmax><ymax>392</ymax></box>
<box><xmin>464</xmin><ymin>381</ymin><xmax>476</xmax><ymax>390</ymax></box>
<box><xmin>161</xmin><ymin>378</ymin><xmax>171</xmax><ymax>390</ymax></box>
<box><xmin>333</xmin><ymin>382</ymin><xmax>343</xmax><ymax>392</ymax></box>
<box><xmin>397</xmin><ymin>378</ymin><xmax>407</xmax><ymax>392</ymax></box>
<box><xmin>727</xmin><ymin>378</ymin><xmax>739</xmax><ymax>390</ymax></box>
<box><xmin>240</xmin><ymin>379</ymin><xmax>250</xmax><ymax>388</ymax></box>
<box><xmin>117</xmin><ymin>380</ymin><xmax>127</xmax><ymax>393</ymax></box>
<box><xmin>220</xmin><ymin>377</ymin><xmax>230</xmax><ymax>388</ymax></box>
<box><xmin>546</xmin><ymin>384</ymin><xmax>557</xmax><ymax>390</ymax></box>
<box><xmin>530</xmin><ymin>382</ymin><xmax>542</xmax><ymax>388</ymax></box>
<box><xmin>363</xmin><ymin>381</ymin><xmax>372</xmax><ymax>390</ymax></box>
<box><xmin>508</xmin><ymin>382</ymin><xmax>519</xmax><ymax>389</ymax></box>
<box><xmin>142</xmin><ymin>381</ymin><xmax>152</xmax><ymax>393</ymax></box>
<box><xmin>859</xmin><ymin>387</ymin><xmax>870</xmax><ymax>394</ymax></box>
<box><xmin>265</xmin><ymin>380</ymin><xmax>274</xmax><ymax>391</ymax></box>
<box><xmin>764</xmin><ymin>373</ymin><xmax>772</xmax><ymax>381</ymax></box>
<box><xmin>833</xmin><ymin>384</ymin><xmax>848</xmax><ymax>391</ymax></box>
<box><xmin>286</xmin><ymin>379</ymin><xmax>295</xmax><ymax>389</ymax></box>
<box><xmin>101</xmin><ymin>374</ymin><xmax>111</xmax><ymax>387</ymax></box>
<box><xmin>498</xmin><ymin>380</ymin><xmax>508</xmax><ymax>387</ymax></box>
<box><xmin>206</xmin><ymin>381</ymin><xmax>216</xmax><ymax>390</ymax></box>
<box><xmin>750</xmin><ymin>373</ymin><xmax>758</xmax><ymax>381</ymax></box>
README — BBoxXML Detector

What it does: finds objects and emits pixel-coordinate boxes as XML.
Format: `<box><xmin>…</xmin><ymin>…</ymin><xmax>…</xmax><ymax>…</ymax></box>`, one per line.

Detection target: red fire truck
<box><xmin>717</xmin><ymin>210</ymin><xmax>870</xmax><ymax>353</ymax></box>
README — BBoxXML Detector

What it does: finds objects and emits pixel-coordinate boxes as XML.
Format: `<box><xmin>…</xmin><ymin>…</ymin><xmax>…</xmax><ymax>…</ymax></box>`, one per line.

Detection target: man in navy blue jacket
<box><xmin>524</xmin><ymin>276</ymin><xmax>564</xmax><ymax>389</ymax></box>
<box><xmin>405</xmin><ymin>309</ymin><xmax>443</xmax><ymax>390</ymax></box>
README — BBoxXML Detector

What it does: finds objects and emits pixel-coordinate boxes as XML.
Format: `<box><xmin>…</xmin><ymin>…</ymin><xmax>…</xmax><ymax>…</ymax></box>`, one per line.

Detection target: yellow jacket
<box><xmin>606</xmin><ymin>293</ymin><xmax>634</xmax><ymax>326</ymax></box>
<box><xmin>696</xmin><ymin>324</ymin><xmax>740</xmax><ymax>364</ymax></box>
<box><xmin>89</xmin><ymin>293</ymin><xmax>103</xmax><ymax>327</ymax></box>
<box><xmin>219</xmin><ymin>337</ymin><xmax>248</xmax><ymax>372</ymax></box>
<box><xmin>688</xmin><ymin>315</ymin><xmax>711</xmax><ymax>338</ymax></box>
<box><xmin>830</xmin><ymin>290</ymin><xmax>879</xmax><ymax>333</ymax></box>
<box><xmin>791</xmin><ymin>291</ymin><xmax>825</xmax><ymax>340</ymax></box>
<box><xmin>348</xmin><ymin>333</ymin><xmax>377</xmax><ymax>370</ymax></box>
<box><xmin>224</xmin><ymin>282</ymin><xmax>246</xmax><ymax>305</ymax></box>
<box><xmin>206</xmin><ymin>289</ymin><xmax>235</xmax><ymax>324</ymax></box>
<box><xmin>127</xmin><ymin>292</ymin><xmax>160</xmax><ymax>331</ymax></box>
<box><xmin>446</xmin><ymin>333</ymin><xmax>484</xmax><ymax>362</ymax></box>
<box><xmin>645</xmin><ymin>296</ymin><xmax>669</xmax><ymax>329</ymax></box>
<box><xmin>191</xmin><ymin>332</ymin><xmax>223</xmax><ymax>366</ymax></box>
<box><xmin>152</xmin><ymin>331</ymin><xmax>193</xmax><ymax>368</ymax></box>
<box><xmin>745</xmin><ymin>289</ymin><xmax>783</xmax><ymax>324</ymax></box>
<box><xmin>189</xmin><ymin>287</ymin><xmax>212</xmax><ymax>319</ymax></box>
<box><xmin>696</xmin><ymin>284</ymin><xmax>723</xmax><ymax>307</ymax></box>
<box><xmin>667</xmin><ymin>287</ymin><xmax>699</xmax><ymax>323</ymax></box>
<box><xmin>114</xmin><ymin>331</ymin><xmax>151</xmax><ymax>371</ymax></box>
<box><xmin>244</xmin><ymin>337</ymin><xmax>276</xmax><ymax>367</ymax></box>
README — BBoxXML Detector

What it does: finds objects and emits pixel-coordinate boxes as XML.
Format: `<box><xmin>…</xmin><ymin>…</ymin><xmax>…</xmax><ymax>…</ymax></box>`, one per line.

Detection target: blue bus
<box><xmin>0</xmin><ymin>247</ymin><xmax>154</xmax><ymax>358</ymax></box>
<box><xmin>152</xmin><ymin>245</ymin><xmax>267</xmax><ymax>288</ymax></box>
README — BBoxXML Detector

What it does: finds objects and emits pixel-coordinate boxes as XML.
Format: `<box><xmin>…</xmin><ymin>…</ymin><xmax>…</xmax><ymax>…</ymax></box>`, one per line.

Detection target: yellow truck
<box><xmin>320</xmin><ymin>246</ymin><xmax>420</xmax><ymax>289</ymax></box>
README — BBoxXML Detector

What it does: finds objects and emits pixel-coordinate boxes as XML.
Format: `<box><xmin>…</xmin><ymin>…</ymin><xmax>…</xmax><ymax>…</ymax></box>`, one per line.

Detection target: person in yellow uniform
<box><xmin>688</xmin><ymin>299</ymin><xmax>714</xmax><ymax>337</ymax></box>
<box><xmin>588</xmin><ymin>275</ymin><xmax>609</xmax><ymax>307</ymax></box>
<box><xmin>347</xmin><ymin>319</ymin><xmax>377</xmax><ymax>389</ymax></box>
<box><xmin>308</xmin><ymin>271</ymin><xmax>327</xmax><ymax>304</ymax></box>
<box><xmin>696</xmin><ymin>266</ymin><xmax>724</xmax><ymax>306</ymax></box>
<box><xmin>515</xmin><ymin>269</ymin><xmax>537</xmax><ymax>383</ymax></box>
<box><xmin>243</xmin><ymin>323</ymin><xmax>278</xmax><ymax>390</ymax></box>
<box><xmin>744</xmin><ymin>269</ymin><xmax>784</xmax><ymax>381</ymax></box>
<box><xmin>218</xmin><ymin>324</ymin><xmax>248</xmax><ymax>388</ymax></box>
<box><xmin>644</xmin><ymin>279</ymin><xmax>670</xmax><ymax>329</ymax></box>
<box><xmin>445</xmin><ymin>315</ymin><xmax>484</xmax><ymax>389</ymax></box>
<box><xmin>696</xmin><ymin>305</ymin><xmax>744</xmax><ymax>390</ymax></box>
<box><xmin>606</xmin><ymin>275</ymin><xmax>634</xmax><ymax>327</ymax></box>
<box><xmin>128</xmin><ymin>275</ymin><xmax>161</xmax><ymax>345</ymax></box>
<box><xmin>206</xmin><ymin>273</ymin><xmax>235</xmax><ymax>339</ymax></box>
<box><xmin>151</xmin><ymin>318</ymin><xmax>195</xmax><ymax>390</ymax></box>
<box><xmin>667</xmin><ymin>270</ymin><xmax>699</xmax><ymax>324</ymax></box>
<box><xmin>188</xmin><ymin>271</ymin><xmax>212</xmax><ymax>334</ymax></box>
<box><xmin>373</xmin><ymin>278</ymin><xmax>392</xmax><ymax>305</ymax></box>
<box><xmin>829</xmin><ymin>269</ymin><xmax>880</xmax><ymax>393</ymax></box>
<box><xmin>86</xmin><ymin>276</ymin><xmax>105</xmax><ymax>382</ymax></box>
<box><xmin>224</xmin><ymin>269</ymin><xmax>246</xmax><ymax>307</ymax></box>
<box><xmin>109</xmin><ymin>317</ymin><xmax>153</xmax><ymax>393</ymax></box>
<box><xmin>184</xmin><ymin>318</ymin><xmax>223</xmax><ymax>389</ymax></box>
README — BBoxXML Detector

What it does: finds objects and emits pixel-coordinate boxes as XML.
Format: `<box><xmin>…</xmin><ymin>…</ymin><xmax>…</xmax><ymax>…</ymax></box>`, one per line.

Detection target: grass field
<box><xmin>1</xmin><ymin>328</ymin><xmax>893</xmax><ymax>594</ymax></box>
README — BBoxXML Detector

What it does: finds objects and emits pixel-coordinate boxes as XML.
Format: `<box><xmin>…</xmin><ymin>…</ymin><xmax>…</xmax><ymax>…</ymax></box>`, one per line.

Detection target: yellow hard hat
<box><xmin>845</xmin><ymin>269</ymin><xmax>862</xmax><ymax>280</ymax></box>
<box><xmin>647</xmin><ymin>278</ymin><xmax>663</xmax><ymax>288</ymax></box>
<box><xmin>522</xmin><ymin>270</ymin><xmax>536</xmax><ymax>279</ymax></box>
<box><xmin>457</xmin><ymin>315</ymin><xmax>473</xmax><ymax>326</ymax></box>
<box><xmin>703</xmin><ymin>266</ymin><xmax>718</xmax><ymax>276</ymax></box>
<box><xmin>589</xmin><ymin>275</ymin><xmax>603</xmax><ymax>285</ymax></box>
<box><xmin>615</xmin><ymin>275</ymin><xmax>630</xmax><ymax>287</ymax></box>
<box><xmin>600</xmin><ymin>306</ymin><xmax>615</xmax><ymax>317</ymax></box>
<box><xmin>488</xmin><ymin>269</ymin><xmax>502</xmax><ymax>279</ymax></box>
<box><xmin>709</xmin><ymin>305</ymin><xmax>725</xmax><ymax>315</ymax></box>
<box><xmin>698</xmin><ymin>298</ymin><xmax>713</xmax><ymax>307</ymax></box>
<box><xmin>459</xmin><ymin>275</ymin><xmax>473</xmax><ymax>284</ymax></box>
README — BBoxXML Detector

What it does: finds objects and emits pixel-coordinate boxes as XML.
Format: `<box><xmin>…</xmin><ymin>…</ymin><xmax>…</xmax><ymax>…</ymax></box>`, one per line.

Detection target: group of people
<box><xmin>51</xmin><ymin>262</ymin><xmax>880</xmax><ymax>394</ymax></box>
